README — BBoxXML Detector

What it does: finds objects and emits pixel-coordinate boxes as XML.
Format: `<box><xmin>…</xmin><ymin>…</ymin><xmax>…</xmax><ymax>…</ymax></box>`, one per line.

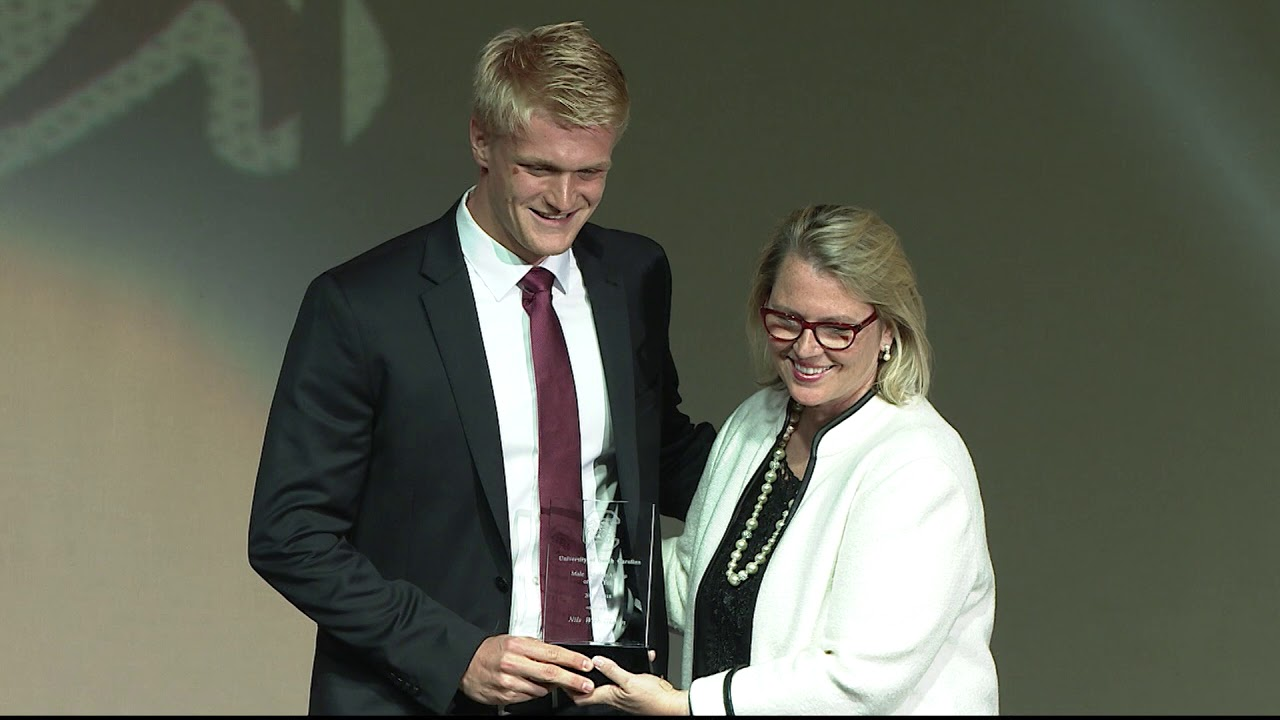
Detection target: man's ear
<box><xmin>469</xmin><ymin>117</ymin><xmax>490</xmax><ymax>168</ymax></box>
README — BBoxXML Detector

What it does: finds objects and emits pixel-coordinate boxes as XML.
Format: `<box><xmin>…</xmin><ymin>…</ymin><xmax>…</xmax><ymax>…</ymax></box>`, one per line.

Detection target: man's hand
<box><xmin>460</xmin><ymin>635</ymin><xmax>596</xmax><ymax>706</ymax></box>
<box><xmin>568</xmin><ymin>654</ymin><xmax>689</xmax><ymax>715</ymax></box>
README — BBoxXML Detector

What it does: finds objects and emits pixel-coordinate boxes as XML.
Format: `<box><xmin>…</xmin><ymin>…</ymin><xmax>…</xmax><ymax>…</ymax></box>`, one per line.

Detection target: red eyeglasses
<box><xmin>759</xmin><ymin>306</ymin><xmax>879</xmax><ymax>351</ymax></box>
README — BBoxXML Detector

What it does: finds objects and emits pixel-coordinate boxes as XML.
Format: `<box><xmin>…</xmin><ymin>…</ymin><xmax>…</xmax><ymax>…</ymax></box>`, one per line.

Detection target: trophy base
<box><xmin>555</xmin><ymin>643</ymin><xmax>652</xmax><ymax>687</ymax></box>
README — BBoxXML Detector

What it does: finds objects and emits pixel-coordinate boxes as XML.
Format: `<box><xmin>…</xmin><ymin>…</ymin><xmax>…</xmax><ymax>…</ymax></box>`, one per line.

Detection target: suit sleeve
<box><xmin>651</xmin><ymin>251</ymin><xmax>717</xmax><ymax>521</ymax></box>
<box><xmin>247</xmin><ymin>273</ymin><xmax>486</xmax><ymax>713</ymax></box>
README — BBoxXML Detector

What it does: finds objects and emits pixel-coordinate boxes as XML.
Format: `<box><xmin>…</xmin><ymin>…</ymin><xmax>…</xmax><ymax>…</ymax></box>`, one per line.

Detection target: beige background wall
<box><xmin>2</xmin><ymin>0</ymin><xmax>1278</xmax><ymax>714</ymax></box>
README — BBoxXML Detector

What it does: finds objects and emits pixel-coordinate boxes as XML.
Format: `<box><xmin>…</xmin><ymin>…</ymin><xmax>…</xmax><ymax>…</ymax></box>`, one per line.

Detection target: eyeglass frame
<box><xmin>758</xmin><ymin>306</ymin><xmax>880</xmax><ymax>351</ymax></box>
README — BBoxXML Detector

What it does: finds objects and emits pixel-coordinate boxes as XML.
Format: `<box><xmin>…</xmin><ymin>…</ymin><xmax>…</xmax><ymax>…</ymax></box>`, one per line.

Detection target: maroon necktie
<box><xmin>519</xmin><ymin>267</ymin><xmax>591</xmax><ymax>642</ymax></box>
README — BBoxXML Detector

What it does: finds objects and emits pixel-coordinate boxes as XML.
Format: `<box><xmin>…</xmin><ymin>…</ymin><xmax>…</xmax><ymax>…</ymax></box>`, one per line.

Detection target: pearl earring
<box><xmin>881</xmin><ymin>344</ymin><xmax>892</xmax><ymax>361</ymax></box>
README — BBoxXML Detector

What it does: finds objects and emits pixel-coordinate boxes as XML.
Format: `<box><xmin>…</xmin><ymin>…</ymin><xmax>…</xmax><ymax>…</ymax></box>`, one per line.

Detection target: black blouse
<box><xmin>688</xmin><ymin>388</ymin><xmax>877</xmax><ymax>681</ymax></box>
<box><xmin>690</xmin><ymin>423</ymin><xmax>804</xmax><ymax>679</ymax></box>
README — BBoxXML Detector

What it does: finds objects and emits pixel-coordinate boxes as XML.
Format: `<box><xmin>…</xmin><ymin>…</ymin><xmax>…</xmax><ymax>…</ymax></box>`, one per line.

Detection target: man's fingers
<box><xmin>537</xmin><ymin>662</ymin><xmax>595</xmax><ymax>695</ymax></box>
<box><xmin>495</xmin><ymin>676</ymin><xmax>550</xmax><ymax>705</ymax></box>
<box><xmin>524</xmin><ymin>639</ymin><xmax>594</xmax><ymax>673</ymax></box>
<box><xmin>500</xmin><ymin>646</ymin><xmax>590</xmax><ymax>695</ymax></box>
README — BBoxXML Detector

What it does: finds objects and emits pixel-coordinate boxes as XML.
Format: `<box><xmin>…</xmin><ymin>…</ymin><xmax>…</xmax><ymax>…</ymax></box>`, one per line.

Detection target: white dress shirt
<box><xmin>455</xmin><ymin>190</ymin><xmax>622</xmax><ymax>643</ymax></box>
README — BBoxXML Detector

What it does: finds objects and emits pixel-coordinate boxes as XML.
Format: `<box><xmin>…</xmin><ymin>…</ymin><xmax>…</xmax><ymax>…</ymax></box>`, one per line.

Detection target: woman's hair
<box><xmin>747</xmin><ymin>204</ymin><xmax>932</xmax><ymax>405</ymax></box>
<box><xmin>472</xmin><ymin>20</ymin><xmax>630</xmax><ymax>139</ymax></box>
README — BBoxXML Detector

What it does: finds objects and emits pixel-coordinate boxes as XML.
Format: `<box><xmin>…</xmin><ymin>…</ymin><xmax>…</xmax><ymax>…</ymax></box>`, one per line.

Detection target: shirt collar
<box><xmin>455</xmin><ymin>187</ymin><xmax>577</xmax><ymax>301</ymax></box>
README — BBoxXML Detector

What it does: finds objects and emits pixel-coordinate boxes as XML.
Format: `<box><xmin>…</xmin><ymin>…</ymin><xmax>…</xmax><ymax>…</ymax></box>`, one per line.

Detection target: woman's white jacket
<box><xmin>666</xmin><ymin>388</ymin><xmax>998</xmax><ymax>715</ymax></box>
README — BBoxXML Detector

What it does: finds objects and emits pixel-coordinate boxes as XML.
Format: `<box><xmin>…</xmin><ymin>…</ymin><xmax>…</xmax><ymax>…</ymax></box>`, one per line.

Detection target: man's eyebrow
<box><xmin>515</xmin><ymin>157</ymin><xmax>612</xmax><ymax>172</ymax></box>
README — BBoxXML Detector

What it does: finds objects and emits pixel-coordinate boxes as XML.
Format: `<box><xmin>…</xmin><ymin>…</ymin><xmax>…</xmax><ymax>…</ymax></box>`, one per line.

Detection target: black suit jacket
<box><xmin>248</xmin><ymin>202</ymin><xmax>715</xmax><ymax>715</ymax></box>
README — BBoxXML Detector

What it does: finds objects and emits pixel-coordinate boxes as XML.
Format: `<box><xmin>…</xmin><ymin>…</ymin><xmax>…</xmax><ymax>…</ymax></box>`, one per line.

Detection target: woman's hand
<box><xmin>568</xmin><ymin>654</ymin><xmax>689</xmax><ymax>715</ymax></box>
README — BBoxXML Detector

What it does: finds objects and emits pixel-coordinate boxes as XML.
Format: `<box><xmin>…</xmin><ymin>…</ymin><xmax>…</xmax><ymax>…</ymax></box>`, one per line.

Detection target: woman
<box><xmin>572</xmin><ymin>204</ymin><xmax>998</xmax><ymax>714</ymax></box>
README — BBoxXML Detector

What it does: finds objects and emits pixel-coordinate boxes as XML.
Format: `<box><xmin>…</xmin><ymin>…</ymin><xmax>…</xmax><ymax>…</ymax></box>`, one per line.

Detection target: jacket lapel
<box><xmin>575</xmin><ymin>237</ymin><xmax>642</xmax><ymax>534</ymax></box>
<box><xmin>577</xmin><ymin>236</ymin><xmax>662</xmax><ymax>646</ymax></box>
<box><xmin>414</xmin><ymin>216</ymin><xmax>643</xmax><ymax>564</ymax></box>
<box><xmin>418</xmin><ymin>212</ymin><xmax>512</xmax><ymax>557</ymax></box>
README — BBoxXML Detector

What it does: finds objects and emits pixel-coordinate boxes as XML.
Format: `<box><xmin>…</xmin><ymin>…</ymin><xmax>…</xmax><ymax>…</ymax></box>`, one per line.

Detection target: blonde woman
<box><xmin>575</xmin><ymin>205</ymin><xmax>998</xmax><ymax>715</ymax></box>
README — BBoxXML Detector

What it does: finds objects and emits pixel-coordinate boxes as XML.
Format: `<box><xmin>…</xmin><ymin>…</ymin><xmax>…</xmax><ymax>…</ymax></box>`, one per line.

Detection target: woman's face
<box><xmin>765</xmin><ymin>255</ymin><xmax>892</xmax><ymax>423</ymax></box>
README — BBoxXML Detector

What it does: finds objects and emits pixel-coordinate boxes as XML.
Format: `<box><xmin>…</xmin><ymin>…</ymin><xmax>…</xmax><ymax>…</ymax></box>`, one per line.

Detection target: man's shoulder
<box><xmin>321</xmin><ymin>204</ymin><xmax>458</xmax><ymax>286</ymax></box>
<box><xmin>579</xmin><ymin>221</ymin><xmax>664</xmax><ymax>256</ymax></box>
<box><xmin>575</xmin><ymin>221</ymin><xmax>670</xmax><ymax>281</ymax></box>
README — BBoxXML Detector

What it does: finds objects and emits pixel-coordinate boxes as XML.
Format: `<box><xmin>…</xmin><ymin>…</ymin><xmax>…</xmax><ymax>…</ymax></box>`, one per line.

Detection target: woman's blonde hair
<box><xmin>747</xmin><ymin>204</ymin><xmax>932</xmax><ymax>405</ymax></box>
<box><xmin>473</xmin><ymin>21</ymin><xmax>630</xmax><ymax>138</ymax></box>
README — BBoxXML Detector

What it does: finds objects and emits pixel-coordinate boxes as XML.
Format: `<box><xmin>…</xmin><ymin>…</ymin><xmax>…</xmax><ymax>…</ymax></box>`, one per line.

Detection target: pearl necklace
<box><xmin>726</xmin><ymin>400</ymin><xmax>801</xmax><ymax>587</ymax></box>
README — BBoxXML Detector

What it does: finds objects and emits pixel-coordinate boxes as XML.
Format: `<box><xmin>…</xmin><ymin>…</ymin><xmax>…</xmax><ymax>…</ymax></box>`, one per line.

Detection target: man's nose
<box><xmin>547</xmin><ymin>173</ymin><xmax>575</xmax><ymax>210</ymax></box>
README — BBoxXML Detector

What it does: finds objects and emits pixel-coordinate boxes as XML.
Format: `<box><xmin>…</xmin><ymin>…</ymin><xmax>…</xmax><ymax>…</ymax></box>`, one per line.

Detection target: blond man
<box><xmin>248</xmin><ymin>21</ymin><xmax>714</xmax><ymax>716</ymax></box>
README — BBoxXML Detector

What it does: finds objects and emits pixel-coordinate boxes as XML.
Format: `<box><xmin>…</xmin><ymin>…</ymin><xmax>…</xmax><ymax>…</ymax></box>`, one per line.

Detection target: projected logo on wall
<box><xmin>0</xmin><ymin>0</ymin><xmax>390</xmax><ymax>179</ymax></box>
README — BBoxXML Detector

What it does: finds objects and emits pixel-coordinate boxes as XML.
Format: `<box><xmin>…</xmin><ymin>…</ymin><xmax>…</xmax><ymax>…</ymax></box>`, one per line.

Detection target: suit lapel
<box><xmin>414</xmin><ymin>217</ymin><xmax>643</xmax><ymax>564</ymax></box>
<box><xmin>575</xmin><ymin>237</ymin><xmax>642</xmax><ymax>535</ymax></box>
<box><xmin>577</xmin><ymin>236</ymin><xmax>660</xmax><ymax>642</ymax></box>
<box><xmin>418</xmin><ymin>214</ymin><xmax>512</xmax><ymax>557</ymax></box>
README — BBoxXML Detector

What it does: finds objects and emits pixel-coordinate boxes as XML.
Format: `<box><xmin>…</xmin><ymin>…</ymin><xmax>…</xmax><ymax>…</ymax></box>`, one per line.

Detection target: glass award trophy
<box><xmin>542</xmin><ymin>499</ymin><xmax>656</xmax><ymax>686</ymax></box>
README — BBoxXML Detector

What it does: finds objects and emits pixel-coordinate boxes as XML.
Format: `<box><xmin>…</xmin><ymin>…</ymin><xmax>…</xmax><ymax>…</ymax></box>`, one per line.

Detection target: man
<box><xmin>247</xmin><ymin>20</ymin><xmax>715</xmax><ymax>716</ymax></box>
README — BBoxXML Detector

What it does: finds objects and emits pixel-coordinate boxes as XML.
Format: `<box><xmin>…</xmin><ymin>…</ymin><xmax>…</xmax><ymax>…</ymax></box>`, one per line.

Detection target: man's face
<box><xmin>467</xmin><ymin>113</ymin><xmax>616</xmax><ymax>264</ymax></box>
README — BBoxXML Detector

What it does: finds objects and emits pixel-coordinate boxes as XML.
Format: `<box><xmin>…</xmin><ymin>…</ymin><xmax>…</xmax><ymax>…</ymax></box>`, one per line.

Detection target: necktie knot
<box><xmin>519</xmin><ymin>266</ymin><xmax>556</xmax><ymax>296</ymax></box>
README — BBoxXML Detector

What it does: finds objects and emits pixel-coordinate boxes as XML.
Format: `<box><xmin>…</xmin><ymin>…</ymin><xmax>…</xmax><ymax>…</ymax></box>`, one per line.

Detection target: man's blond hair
<box><xmin>473</xmin><ymin>20</ymin><xmax>630</xmax><ymax>138</ymax></box>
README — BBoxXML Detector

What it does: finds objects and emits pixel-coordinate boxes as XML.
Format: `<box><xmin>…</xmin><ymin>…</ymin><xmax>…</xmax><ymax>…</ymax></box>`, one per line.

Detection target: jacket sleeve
<box><xmin>663</xmin><ymin>395</ymin><xmax>750</xmax><ymax>636</ymax></box>
<box><xmin>650</xmin><ymin>250</ymin><xmax>716</xmax><ymax>521</ymax></box>
<box><xmin>246</xmin><ymin>273</ymin><xmax>486</xmax><ymax>713</ymax></box>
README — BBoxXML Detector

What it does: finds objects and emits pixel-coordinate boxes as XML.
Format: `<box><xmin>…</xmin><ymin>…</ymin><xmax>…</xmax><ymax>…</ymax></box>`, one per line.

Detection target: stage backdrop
<box><xmin>2</xmin><ymin>0</ymin><xmax>1277</xmax><ymax>714</ymax></box>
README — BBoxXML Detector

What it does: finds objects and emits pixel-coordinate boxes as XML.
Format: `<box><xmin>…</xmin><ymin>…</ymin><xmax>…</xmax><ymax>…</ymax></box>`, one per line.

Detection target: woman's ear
<box><xmin>880</xmin><ymin>321</ymin><xmax>895</xmax><ymax>351</ymax></box>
